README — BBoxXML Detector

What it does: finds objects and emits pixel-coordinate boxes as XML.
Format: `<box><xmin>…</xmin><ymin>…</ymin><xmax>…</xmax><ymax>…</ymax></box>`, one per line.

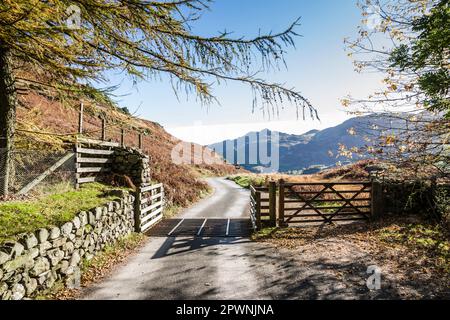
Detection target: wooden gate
<box><xmin>75</xmin><ymin>138</ymin><xmax>118</xmax><ymax>188</ymax></box>
<box><xmin>278</xmin><ymin>180</ymin><xmax>373</xmax><ymax>225</ymax></box>
<box><xmin>135</xmin><ymin>183</ymin><xmax>164</xmax><ymax>232</ymax></box>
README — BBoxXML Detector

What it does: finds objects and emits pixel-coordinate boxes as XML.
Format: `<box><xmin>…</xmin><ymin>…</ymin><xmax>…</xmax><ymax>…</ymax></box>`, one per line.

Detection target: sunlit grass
<box><xmin>0</xmin><ymin>183</ymin><xmax>127</xmax><ymax>244</ymax></box>
<box><xmin>227</xmin><ymin>175</ymin><xmax>265</xmax><ymax>189</ymax></box>
<box><xmin>379</xmin><ymin>223</ymin><xmax>450</xmax><ymax>273</ymax></box>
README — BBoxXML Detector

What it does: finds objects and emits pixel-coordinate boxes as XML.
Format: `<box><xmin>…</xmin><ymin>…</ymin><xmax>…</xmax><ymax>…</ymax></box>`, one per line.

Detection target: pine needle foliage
<box><xmin>0</xmin><ymin>0</ymin><xmax>316</xmax><ymax>118</ymax></box>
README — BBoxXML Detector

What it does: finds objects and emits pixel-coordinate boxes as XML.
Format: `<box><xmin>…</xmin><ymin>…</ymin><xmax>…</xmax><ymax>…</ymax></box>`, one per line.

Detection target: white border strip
<box><xmin>226</xmin><ymin>219</ymin><xmax>231</xmax><ymax>236</ymax></box>
<box><xmin>167</xmin><ymin>219</ymin><xmax>185</xmax><ymax>236</ymax></box>
<box><xmin>197</xmin><ymin>219</ymin><xmax>208</xmax><ymax>237</ymax></box>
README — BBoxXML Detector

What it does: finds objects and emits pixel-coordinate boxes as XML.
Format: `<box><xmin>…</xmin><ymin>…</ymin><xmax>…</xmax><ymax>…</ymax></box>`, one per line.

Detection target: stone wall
<box><xmin>0</xmin><ymin>191</ymin><xmax>135</xmax><ymax>300</ymax></box>
<box><xmin>112</xmin><ymin>148</ymin><xmax>151</xmax><ymax>186</ymax></box>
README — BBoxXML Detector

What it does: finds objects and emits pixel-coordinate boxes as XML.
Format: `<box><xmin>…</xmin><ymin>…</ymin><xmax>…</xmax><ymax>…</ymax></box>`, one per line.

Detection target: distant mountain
<box><xmin>208</xmin><ymin>114</ymin><xmax>399</xmax><ymax>173</ymax></box>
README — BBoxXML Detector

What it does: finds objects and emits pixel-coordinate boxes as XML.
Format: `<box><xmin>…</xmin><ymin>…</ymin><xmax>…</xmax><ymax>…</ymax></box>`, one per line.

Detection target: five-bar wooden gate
<box><xmin>278</xmin><ymin>180</ymin><xmax>373</xmax><ymax>225</ymax></box>
<box><xmin>135</xmin><ymin>183</ymin><xmax>164</xmax><ymax>232</ymax></box>
<box><xmin>251</xmin><ymin>180</ymin><xmax>380</xmax><ymax>228</ymax></box>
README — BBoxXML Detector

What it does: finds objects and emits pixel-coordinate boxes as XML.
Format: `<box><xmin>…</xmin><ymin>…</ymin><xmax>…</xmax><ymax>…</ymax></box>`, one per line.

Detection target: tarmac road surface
<box><xmin>81</xmin><ymin>178</ymin><xmax>389</xmax><ymax>300</ymax></box>
<box><xmin>82</xmin><ymin>178</ymin><xmax>278</xmax><ymax>300</ymax></box>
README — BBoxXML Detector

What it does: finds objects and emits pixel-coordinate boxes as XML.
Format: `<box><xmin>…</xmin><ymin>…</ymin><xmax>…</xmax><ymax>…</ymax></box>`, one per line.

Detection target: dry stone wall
<box><xmin>0</xmin><ymin>190</ymin><xmax>135</xmax><ymax>300</ymax></box>
<box><xmin>112</xmin><ymin>148</ymin><xmax>151</xmax><ymax>186</ymax></box>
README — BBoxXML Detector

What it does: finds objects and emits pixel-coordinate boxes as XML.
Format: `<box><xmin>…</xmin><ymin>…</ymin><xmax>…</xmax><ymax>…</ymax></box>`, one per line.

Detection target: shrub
<box><xmin>382</xmin><ymin>180</ymin><xmax>450</xmax><ymax>224</ymax></box>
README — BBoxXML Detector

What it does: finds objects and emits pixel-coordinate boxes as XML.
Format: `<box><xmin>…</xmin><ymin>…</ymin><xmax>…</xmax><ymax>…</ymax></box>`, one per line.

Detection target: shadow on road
<box><xmin>152</xmin><ymin>236</ymin><xmax>252</xmax><ymax>259</ymax></box>
<box><xmin>82</xmin><ymin>231</ymin><xmax>449</xmax><ymax>299</ymax></box>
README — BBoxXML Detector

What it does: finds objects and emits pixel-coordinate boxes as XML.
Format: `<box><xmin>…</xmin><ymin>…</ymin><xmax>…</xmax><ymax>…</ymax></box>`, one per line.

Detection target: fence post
<box><xmin>269</xmin><ymin>181</ymin><xmax>277</xmax><ymax>227</ymax></box>
<box><xmin>134</xmin><ymin>185</ymin><xmax>142</xmax><ymax>232</ymax></box>
<box><xmin>371</xmin><ymin>180</ymin><xmax>383</xmax><ymax>219</ymax></box>
<box><xmin>120</xmin><ymin>128</ymin><xmax>125</xmax><ymax>147</ymax></box>
<box><xmin>78</xmin><ymin>102</ymin><xmax>84</xmax><ymax>134</ymax></box>
<box><xmin>278</xmin><ymin>179</ymin><xmax>286</xmax><ymax>227</ymax></box>
<box><xmin>255</xmin><ymin>191</ymin><xmax>262</xmax><ymax>230</ymax></box>
<box><xmin>160</xmin><ymin>185</ymin><xmax>165</xmax><ymax>212</ymax></box>
<box><xmin>101</xmin><ymin>118</ymin><xmax>106</xmax><ymax>141</ymax></box>
<box><xmin>138</xmin><ymin>133</ymin><xmax>142</xmax><ymax>149</ymax></box>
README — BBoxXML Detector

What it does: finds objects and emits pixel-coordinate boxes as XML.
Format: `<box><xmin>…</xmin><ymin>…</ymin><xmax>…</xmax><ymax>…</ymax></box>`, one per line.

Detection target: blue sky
<box><xmin>107</xmin><ymin>0</ymin><xmax>383</xmax><ymax>145</ymax></box>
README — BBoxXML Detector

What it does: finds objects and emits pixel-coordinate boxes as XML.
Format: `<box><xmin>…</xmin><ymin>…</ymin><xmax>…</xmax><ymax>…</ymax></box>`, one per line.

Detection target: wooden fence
<box><xmin>135</xmin><ymin>183</ymin><xmax>164</xmax><ymax>232</ymax></box>
<box><xmin>75</xmin><ymin>138</ymin><xmax>118</xmax><ymax>188</ymax></box>
<box><xmin>249</xmin><ymin>182</ymin><xmax>276</xmax><ymax>230</ymax></box>
<box><xmin>77</xmin><ymin>102</ymin><xmax>146</xmax><ymax>150</ymax></box>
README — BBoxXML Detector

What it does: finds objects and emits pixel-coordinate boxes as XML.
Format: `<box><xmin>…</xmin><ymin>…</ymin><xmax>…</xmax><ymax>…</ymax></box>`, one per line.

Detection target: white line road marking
<box><xmin>167</xmin><ymin>219</ymin><xmax>184</xmax><ymax>236</ymax></box>
<box><xmin>226</xmin><ymin>219</ymin><xmax>231</xmax><ymax>236</ymax></box>
<box><xmin>197</xmin><ymin>219</ymin><xmax>207</xmax><ymax>236</ymax></box>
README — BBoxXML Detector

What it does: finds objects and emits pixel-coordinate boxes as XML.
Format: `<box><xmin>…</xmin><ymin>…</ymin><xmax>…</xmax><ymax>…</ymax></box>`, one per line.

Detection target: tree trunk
<box><xmin>0</xmin><ymin>45</ymin><xmax>17</xmax><ymax>196</ymax></box>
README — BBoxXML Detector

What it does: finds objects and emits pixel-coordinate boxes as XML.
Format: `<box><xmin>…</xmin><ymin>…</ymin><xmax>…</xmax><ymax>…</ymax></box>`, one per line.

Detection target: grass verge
<box><xmin>378</xmin><ymin>222</ymin><xmax>450</xmax><ymax>273</ymax></box>
<box><xmin>227</xmin><ymin>175</ymin><xmax>265</xmax><ymax>189</ymax></box>
<box><xmin>251</xmin><ymin>227</ymin><xmax>279</xmax><ymax>241</ymax></box>
<box><xmin>252</xmin><ymin>216</ymin><xmax>450</xmax><ymax>276</ymax></box>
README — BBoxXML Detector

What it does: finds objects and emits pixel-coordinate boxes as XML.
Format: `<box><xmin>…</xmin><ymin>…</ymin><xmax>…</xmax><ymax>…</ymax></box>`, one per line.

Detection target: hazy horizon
<box><xmin>166</xmin><ymin>110</ymin><xmax>351</xmax><ymax>145</ymax></box>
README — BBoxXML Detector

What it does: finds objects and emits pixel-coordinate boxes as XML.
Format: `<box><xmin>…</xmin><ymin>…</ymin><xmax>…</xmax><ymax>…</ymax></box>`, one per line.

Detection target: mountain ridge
<box><xmin>208</xmin><ymin>114</ymin><xmax>395</xmax><ymax>173</ymax></box>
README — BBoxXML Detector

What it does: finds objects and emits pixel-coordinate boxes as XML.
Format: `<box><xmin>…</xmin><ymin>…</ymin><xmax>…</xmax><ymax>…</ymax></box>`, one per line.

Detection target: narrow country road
<box><xmin>81</xmin><ymin>178</ymin><xmax>390</xmax><ymax>300</ymax></box>
<box><xmin>82</xmin><ymin>177</ymin><xmax>276</xmax><ymax>300</ymax></box>
<box><xmin>178</xmin><ymin>177</ymin><xmax>250</xmax><ymax>219</ymax></box>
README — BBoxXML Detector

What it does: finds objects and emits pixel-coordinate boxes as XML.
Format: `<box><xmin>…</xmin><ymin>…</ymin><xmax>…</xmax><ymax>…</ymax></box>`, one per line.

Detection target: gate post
<box><xmin>371</xmin><ymin>180</ymin><xmax>383</xmax><ymax>220</ymax></box>
<box><xmin>255</xmin><ymin>191</ymin><xmax>262</xmax><ymax>230</ymax></box>
<box><xmin>74</xmin><ymin>141</ymin><xmax>80</xmax><ymax>190</ymax></box>
<box><xmin>134</xmin><ymin>185</ymin><xmax>142</xmax><ymax>232</ymax></box>
<box><xmin>278</xmin><ymin>179</ymin><xmax>287</xmax><ymax>227</ymax></box>
<box><xmin>269</xmin><ymin>181</ymin><xmax>277</xmax><ymax>227</ymax></box>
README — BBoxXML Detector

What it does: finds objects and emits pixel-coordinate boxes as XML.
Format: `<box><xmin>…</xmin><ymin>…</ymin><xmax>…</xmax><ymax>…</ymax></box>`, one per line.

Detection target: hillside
<box><xmin>15</xmin><ymin>88</ymin><xmax>240</xmax><ymax>207</ymax></box>
<box><xmin>209</xmin><ymin>115</ymin><xmax>399</xmax><ymax>173</ymax></box>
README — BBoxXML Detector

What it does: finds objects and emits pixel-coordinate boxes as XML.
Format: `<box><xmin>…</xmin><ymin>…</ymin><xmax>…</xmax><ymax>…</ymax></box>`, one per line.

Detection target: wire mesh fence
<box><xmin>1</xmin><ymin>147</ymin><xmax>76</xmax><ymax>196</ymax></box>
<box><xmin>0</xmin><ymin>148</ymin><xmax>8</xmax><ymax>195</ymax></box>
<box><xmin>0</xmin><ymin>98</ymin><xmax>156</xmax><ymax>198</ymax></box>
<box><xmin>0</xmin><ymin>130</ymin><xmax>147</xmax><ymax>198</ymax></box>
